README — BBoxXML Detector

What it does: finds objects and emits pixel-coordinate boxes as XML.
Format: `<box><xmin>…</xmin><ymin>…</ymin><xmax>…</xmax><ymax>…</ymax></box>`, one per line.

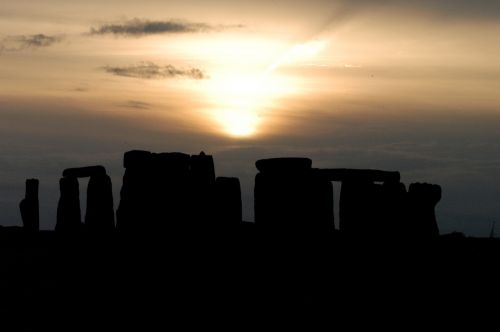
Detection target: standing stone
<box><xmin>190</xmin><ymin>152</ymin><xmax>215</xmax><ymax>185</ymax></box>
<box><xmin>19</xmin><ymin>179</ymin><xmax>39</xmax><ymax>232</ymax></box>
<box><xmin>189</xmin><ymin>152</ymin><xmax>216</xmax><ymax>227</ymax></box>
<box><xmin>214</xmin><ymin>177</ymin><xmax>242</xmax><ymax>227</ymax></box>
<box><xmin>149</xmin><ymin>152</ymin><xmax>191</xmax><ymax>232</ymax></box>
<box><xmin>407</xmin><ymin>182</ymin><xmax>441</xmax><ymax>239</ymax></box>
<box><xmin>117</xmin><ymin>151</ymin><xmax>153</xmax><ymax>232</ymax></box>
<box><xmin>254</xmin><ymin>158</ymin><xmax>334</xmax><ymax>234</ymax></box>
<box><xmin>85</xmin><ymin>174</ymin><xmax>115</xmax><ymax>233</ymax></box>
<box><xmin>56</xmin><ymin>176</ymin><xmax>82</xmax><ymax>232</ymax></box>
<box><xmin>339</xmin><ymin>180</ymin><xmax>379</xmax><ymax>237</ymax></box>
<box><xmin>117</xmin><ymin>150</ymin><xmax>193</xmax><ymax>232</ymax></box>
<box><xmin>378</xmin><ymin>181</ymin><xmax>407</xmax><ymax>238</ymax></box>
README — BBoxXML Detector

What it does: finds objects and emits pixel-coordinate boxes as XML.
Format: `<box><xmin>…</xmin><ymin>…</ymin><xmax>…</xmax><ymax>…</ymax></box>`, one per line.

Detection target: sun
<box><xmin>204</xmin><ymin>72</ymin><xmax>285</xmax><ymax>137</ymax></box>
<box><xmin>195</xmin><ymin>38</ymin><xmax>328</xmax><ymax>137</ymax></box>
<box><xmin>218</xmin><ymin>109</ymin><xmax>259</xmax><ymax>137</ymax></box>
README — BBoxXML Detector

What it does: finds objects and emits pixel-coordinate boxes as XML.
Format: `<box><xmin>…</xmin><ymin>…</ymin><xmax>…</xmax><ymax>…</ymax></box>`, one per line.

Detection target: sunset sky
<box><xmin>1</xmin><ymin>0</ymin><xmax>500</xmax><ymax>235</ymax></box>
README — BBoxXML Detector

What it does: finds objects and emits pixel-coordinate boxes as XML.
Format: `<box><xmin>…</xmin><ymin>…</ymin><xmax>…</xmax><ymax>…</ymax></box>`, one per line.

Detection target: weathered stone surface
<box><xmin>62</xmin><ymin>166</ymin><xmax>106</xmax><ymax>178</ymax></box>
<box><xmin>19</xmin><ymin>178</ymin><xmax>39</xmax><ymax>232</ymax></box>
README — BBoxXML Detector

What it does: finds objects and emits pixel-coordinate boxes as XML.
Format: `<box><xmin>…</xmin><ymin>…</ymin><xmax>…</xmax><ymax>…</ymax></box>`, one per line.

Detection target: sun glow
<box><xmin>196</xmin><ymin>37</ymin><xmax>328</xmax><ymax>137</ymax></box>
<box><xmin>266</xmin><ymin>39</ymin><xmax>328</xmax><ymax>73</ymax></box>
<box><xmin>204</xmin><ymin>72</ymin><xmax>290</xmax><ymax>137</ymax></box>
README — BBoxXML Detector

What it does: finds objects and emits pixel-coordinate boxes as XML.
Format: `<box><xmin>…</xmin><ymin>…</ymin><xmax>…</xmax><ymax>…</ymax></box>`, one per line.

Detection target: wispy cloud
<box><xmin>102</xmin><ymin>62</ymin><xmax>206</xmax><ymax>80</ymax></box>
<box><xmin>90</xmin><ymin>18</ymin><xmax>242</xmax><ymax>36</ymax></box>
<box><xmin>120</xmin><ymin>100</ymin><xmax>152</xmax><ymax>110</ymax></box>
<box><xmin>0</xmin><ymin>34</ymin><xmax>63</xmax><ymax>52</ymax></box>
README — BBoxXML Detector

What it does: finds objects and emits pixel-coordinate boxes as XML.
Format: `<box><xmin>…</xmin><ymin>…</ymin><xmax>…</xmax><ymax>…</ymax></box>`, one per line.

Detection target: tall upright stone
<box><xmin>189</xmin><ymin>152</ymin><xmax>216</xmax><ymax>227</ymax></box>
<box><xmin>190</xmin><ymin>151</ymin><xmax>215</xmax><ymax>185</ymax></box>
<box><xmin>339</xmin><ymin>180</ymin><xmax>381</xmax><ymax>237</ymax></box>
<box><xmin>407</xmin><ymin>182</ymin><xmax>441</xmax><ymax>239</ymax></box>
<box><xmin>117</xmin><ymin>150</ymin><xmax>193</xmax><ymax>232</ymax></box>
<box><xmin>214</xmin><ymin>177</ymin><xmax>242</xmax><ymax>227</ymax></box>
<box><xmin>153</xmin><ymin>152</ymin><xmax>190</xmax><ymax>229</ymax></box>
<box><xmin>254</xmin><ymin>158</ymin><xmax>334</xmax><ymax>235</ymax></box>
<box><xmin>56</xmin><ymin>176</ymin><xmax>81</xmax><ymax>232</ymax></box>
<box><xmin>116</xmin><ymin>150</ymin><xmax>153</xmax><ymax>232</ymax></box>
<box><xmin>379</xmin><ymin>181</ymin><xmax>407</xmax><ymax>238</ymax></box>
<box><xmin>19</xmin><ymin>178</ymin><xmax>39</xmax><ymax>232</ymax></box>
<box><xmin>335</xmin><ymin>169</ymin><xmax>403</xmax><ymax>238</ymax></box>
<box><xmin>85</xmin><ymin>174</ymin><xmax>115</xmax><ymax>233</ymax></box>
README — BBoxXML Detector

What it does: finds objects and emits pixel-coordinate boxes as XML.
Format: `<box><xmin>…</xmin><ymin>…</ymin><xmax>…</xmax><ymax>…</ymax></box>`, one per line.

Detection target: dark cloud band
<box><xmin>0</xmin><ymin>34</ymin><xmax>63</xmax><ymax>52</ymax></box>
<box><xmin>91</xmin><ymin>18</ymin><xmax>241</xmax><ymax>36</ymax></box>
<box><xmin>102</xmin><ymin>62</ymin><xmax>206</xmax><ymax>80</ymax></box>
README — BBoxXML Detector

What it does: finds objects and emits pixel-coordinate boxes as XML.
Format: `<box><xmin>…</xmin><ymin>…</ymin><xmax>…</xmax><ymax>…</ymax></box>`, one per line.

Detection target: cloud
<box><xmin>102</xmin><ymin>62</ymin><xmax>206</xmax><ymax>80</ymax></box>
<box><xmin>90</xmin><ymin>18</ymin><xmax>242</xmax><ymax>36</ymax></box>
<box><xmin>0</xmin><ymin>34</ymin><xmax>63</xmax><ymax>52</ymax></box>
<box><xmin>120</xmin><ymin>100</ymin><xmax>152</xmax><ymax>110</ymax></box>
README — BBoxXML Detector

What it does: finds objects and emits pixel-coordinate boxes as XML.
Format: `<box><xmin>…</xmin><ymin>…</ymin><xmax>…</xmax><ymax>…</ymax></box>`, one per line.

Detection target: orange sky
<box><xmin>1</xmin><ymin>0</ymin><xmax>500</xmax><ymax>235</ymax></box>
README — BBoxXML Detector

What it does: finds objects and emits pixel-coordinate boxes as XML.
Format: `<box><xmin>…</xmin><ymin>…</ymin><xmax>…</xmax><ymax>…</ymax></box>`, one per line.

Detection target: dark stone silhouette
<box><xmin>380</xmin><ymin>181</ymin><xmax>408</xmax><ymax>237</ymax></box>
<box><xmin>339</xmin><ymin>179</ymin><xmax>379</xmax><ymax>237</ymax></box>
<box><xmin>44</xmin><ymin>152</ymin><xmax>444</xmax><ymax>240</ymax></box>
<box><xmin>189</xmin><ymin>151</ymin><xmax>216</xmax><ymax>228</ymax></box>
<box><xmin>19</xmin><ymin>178</ymin><xmax>39</xmax><ymax>232</ymax></box>
<box><xmin>8</xmin><ymin>149</ymin><xmax>500</xmax><ymax>329</ymax></box>
<box><xmin>56</xmin><ymin>176</ymin><xmax>81</xmax><ymax>232</ymax></box>
<box><xmin>254</xmin><ymin>158</ymin><xmax>334</xmax><ymax>234</ymax></box>
<box><xmin>123</xmin><ymin>149</ymin><xmax>153</xmax><ymax>169</ymax></box>
<box><xmin>63</xmin><ymin>165</ymin><xmax>106</xmax><ymax>178</ymax></box>
<box><xmin>254</xmin><ymin>158</ymin><xmax>443</xmax><ymax>240</ymax></box>
<box><xmin>117</xmin><ymin>150</ymin><xmax>221</xmax><ymax>232</ymax></box>
<box><xmin>116</xmin><ymin>150</ymin><xmax>154</xmax><ymax>232</ymax></box>
<box><xmin>256</xmin><ymin>157</ymin><xmax>312</xmax><ymax>174</ymax></box>
<box><xmin>407</xmin><ymin>182</ymin><xmax>441</xmax><ymax>239</ymax></box>
<box><xmin>56</xmin><ymin>165</ymin><xmax>114</xmax><ymax>233</ymax></box>
<box><xmin>214</xmin><ymin>177</ymin><xmax>242</xmax><ymax>227</ymax></box>
<box><xmin>85</xmin><ymin>173</ymin><xmax>115</xmax><ymax>233</ymax></box>
<box><xmin>190</xmin><ymin>151</ymin><xmax>216</xmax><ymax>185</ymax></box>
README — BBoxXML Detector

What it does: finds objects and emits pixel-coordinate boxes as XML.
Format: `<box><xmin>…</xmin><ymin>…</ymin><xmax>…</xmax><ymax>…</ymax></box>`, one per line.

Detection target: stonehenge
<box><xmin>254</xmin><ymin>157</ymin><xmax>441</xmax><ymax>239</ymax></box>
<box><xmin>56</xmin><ymin>165</ymin><xmax>114</xmax><ymax>233</ymax></box>
<box><xmin>27</xmin><ymin>150</ymin><xmax>440</xmax><ymax>239</ymax></box>
<box><xmin>116</xmin><ymin>150</ymin><xmax>241</xmax><ymax>233</ymax></box>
